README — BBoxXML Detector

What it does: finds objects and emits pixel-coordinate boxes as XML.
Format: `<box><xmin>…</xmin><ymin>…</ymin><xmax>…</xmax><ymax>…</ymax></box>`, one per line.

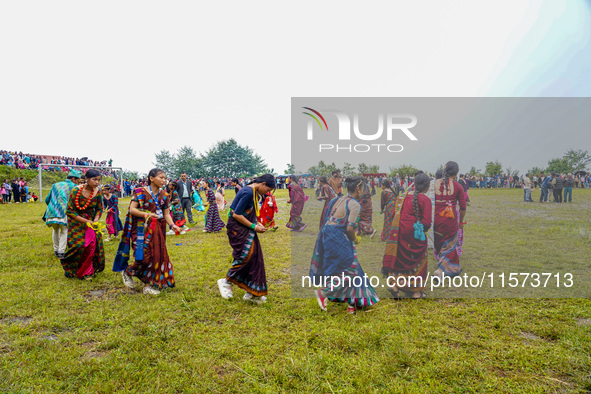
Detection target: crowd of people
<box><xmin>9</xmin><ymin>157</ymin><xmax>584</xmax><ymax>313</ymax></box>
<box><xmin>0</xmin><ymin>149</ymin><xmax>118</xmax><ymax>177</ymax></box>
<box><xmin>1</xmin><ymin>178</ymin><xmax>38</xmax><ymax>203</ymax></box>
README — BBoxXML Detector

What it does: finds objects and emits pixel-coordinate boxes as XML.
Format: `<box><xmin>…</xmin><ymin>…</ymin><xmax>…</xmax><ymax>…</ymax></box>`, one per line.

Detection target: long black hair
<box><xmin>147</xmin><ymin>168</ymin><xmax>165</xmax><ymax>186</ymax></box>
<box><xmin>413</xmin><ymin>172</ymin><xmax>431</xmax><ymax>223</ymax></box>
<box><xmin>85</xmin><ymin>169</ymin><xmax>101</xmax><ymax>179</ymax></box>
<box><xmin>440</xmin><ymin>161</ymin><xmax>459</xmax><ymax>194</ymax></box>
<box><xmin>249</xmin><ymin>174</ymin><xmax>276</xmax><ymax>189</ymax></box>
<box><xmin>344</xmin><ymin>176</ymin><xmax>364</xmax><ymax>194</ymax></box>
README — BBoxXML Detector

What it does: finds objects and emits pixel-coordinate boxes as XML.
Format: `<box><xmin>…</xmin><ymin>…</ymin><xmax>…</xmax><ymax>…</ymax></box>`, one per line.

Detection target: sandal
<box><xmin>412</xmin><ymin>292</ymin><xmax>427</xmax><ymax>299</ymax></box>
<box><xmin>388</xmin><ymin>287</ymin><xmax>403</xmax><ymax>300</ymax></box>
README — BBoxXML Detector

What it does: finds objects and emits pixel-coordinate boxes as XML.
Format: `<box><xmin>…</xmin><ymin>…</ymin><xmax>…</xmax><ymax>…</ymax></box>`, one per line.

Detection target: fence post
<box><xmin>39</xmin><ymin>165</ymin><xmax>43</xmax><ymax>201</ymax></box>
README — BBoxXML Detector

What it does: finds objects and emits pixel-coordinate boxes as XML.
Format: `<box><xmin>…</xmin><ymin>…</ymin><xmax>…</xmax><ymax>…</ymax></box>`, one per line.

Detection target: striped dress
<box><xmin>205</xmin><ymin>189</ymin><xmax>226</xmax><ymax>232</ymax></box>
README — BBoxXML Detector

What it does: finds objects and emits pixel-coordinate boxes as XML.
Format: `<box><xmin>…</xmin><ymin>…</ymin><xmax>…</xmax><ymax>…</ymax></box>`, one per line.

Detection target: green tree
<box><xmin>485</xmin><ymin>161</ymin><xmax>503</xmax><ymax>176</ymax></box>
<box><xmin>563</xmin><ymin>149</ymin><xmax>591</xmax><ymax>172</ymax></box>
<box><xmin>368</xmin><ymin>165</ymin><xmax>381</xmax><ymax>174</ymax></box>
<box><xmin>308</xmin><ymin>161</ymin><xmax>337</xmax><ymax>177</ymax></box>
<box><xmin>285</xmin><ymin>164</ymin><xmax>296</xmax><ymax>175</ymax></box>
<box><xmin>357</xmin><ymin>163</ymin><xmax>369</xmax><ymax>174</ymax></box>
<box><xmin>342</xmin><ymin>162</ymin><xmax>357</xmax><ymax>177</ymax></box>
<box><xmin>527</xmin><ymin>166</ymin><xmax>545</xmax><ymax>176</ymax></box>
<box><xmin>153</xmin><ymin>150</ymin><xmax>176</xmax><ymax>176</ymax></box>
<box><xmin>122</xmin><ymin>170</ymin><xmax>139</xmax><ymax>180</ymax></box>
<box><xmin>546</xmin><ymin>157</ymin><xmax>571</xmax><ymax>174</ymax></box>
<box><xmin>201</xmin><ymin>139</ymin><xmax>267</xmax><ymax>178</ymax></box>
<box><xmin>174</xmin><ymin>146</ymin><xmax>202</xmax><ymax>178</ymax></box>
<box><xmin>467</xmin><ymin>166</ymin><xmax>480</xmax><ymax>176</ymax></box>
<box><xmin>389</xmin><ymin>164</ymin><xmax>419</xmax><ymax>177</ymax></box>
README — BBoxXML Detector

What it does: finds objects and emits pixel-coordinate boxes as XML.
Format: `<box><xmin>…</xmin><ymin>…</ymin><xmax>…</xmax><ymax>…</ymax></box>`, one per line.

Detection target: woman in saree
<box><xmin>102</xmin><ymin>185</ymin><xmax>123</xmax><ymax>241</ymax></box>
<box><xmin>317</xmin><ymin>176</ymin><xmax>336</xmax><ymax>230</ymax></box>
<box><xmin>433</xmin><ymin>161</ymin><xmax>467</xmax><ymax>278</ymax></box>
<box><xmin>258</xmin><ymin>190</ymin><xmax>278</xmax><ymax>230</ymax></box>
<box><xmin>217</xmin><ymin>174</ymin><xmax>275</xmax><ymax>304</ymax></box>
<box><xmin>191</xmin><ymin>189</ymin><xmax>205</xmax><ymax>212</ymax></box>
<box><xmin>311</xmin><ymin>177</ymin><xmax>380</xmax><ymax>314</ymax></box>
<box><xmin>286</xmin><ymin>175</ymin><xmax>307</xmax><ymax>232</ymax></box>
<box><xmin>380</xmin><ymin>179</ymin><xmax>398</xmax><ymax>241</ymax></box>
<box><xmin>113</xmin><ymin>168</ymin><xmax>180</xmax><ymax>295</ymax></box>
<box><xmin>61</xmin><ymin>169</ymin><xmax>105</xmax><ymax>279</ymax></box>
<box><xmin>215</xmin><ymin>181</ymin><xmax>226</xmax><ymax>211</ymax></box>
<box><xmin>381</xmin><ymin>173</ymin><xmax>432</xmax><ymax>299</ymax></box>
<box><xmin>356</xmin><ymin>181</ymin><xmax>376</xmax><ymax>238</ymax></box>
<box><xmin>202</xmin><ymin>181</ymin><xmax>226</xmax><ymax>233</ymax></box>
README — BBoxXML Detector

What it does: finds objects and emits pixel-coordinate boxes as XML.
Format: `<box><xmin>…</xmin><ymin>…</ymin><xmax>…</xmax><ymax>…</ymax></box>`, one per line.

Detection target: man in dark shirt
<box><xmin>552</xmin><ymin>173</ymin><xmax>564</xmax><ymax>203</ymax></box>
<box><xmin>175</xmin><ymin>172</ymin><xmax>194</xmax><ymax>224</ymax></box>
<box><xmin>563</xmin><ymin>173</ymin><xmax>574</xmax><ymax>203</ymax></box>
<box><xmin>11</xmin><ymin>179</ymin><xmax>20</xmax><ymax>203</ymax></box>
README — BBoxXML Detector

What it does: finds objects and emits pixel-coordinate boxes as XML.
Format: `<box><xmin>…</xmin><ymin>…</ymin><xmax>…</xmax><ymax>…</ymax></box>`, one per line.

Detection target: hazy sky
<box><xmin>1</xmin><ymin>1</ymin><xmax>590</xmax><ymax>175</ymax></box>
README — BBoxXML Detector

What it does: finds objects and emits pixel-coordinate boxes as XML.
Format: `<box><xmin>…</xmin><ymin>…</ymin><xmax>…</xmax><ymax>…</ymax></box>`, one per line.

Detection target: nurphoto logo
<box><xmin>303</xmin><ymin>107</ymin><xmax>418</xmax><ymax>153</ymax></box>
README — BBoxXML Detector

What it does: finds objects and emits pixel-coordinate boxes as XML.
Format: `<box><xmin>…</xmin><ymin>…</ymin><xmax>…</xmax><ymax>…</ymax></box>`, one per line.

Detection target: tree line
<box><xmin>152</xmin><ymin>139</ymin><xmax>272</xmax><ymax>179</ymax></box>
<box><xmin>295</xmin><ymin>149</ymin><xmax>590</xmax><ymax>179</ymax></box>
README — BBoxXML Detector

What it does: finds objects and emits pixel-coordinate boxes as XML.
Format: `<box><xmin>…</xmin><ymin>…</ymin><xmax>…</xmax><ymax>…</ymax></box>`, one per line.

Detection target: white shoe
<box><xmin>143</xmin><ymin>286</ymin><xmax>161</xmax><ymax>295</ymax></box>
<box><xmin>217</xmin><ymin>278</ymin><xmax>233</xmax><ymax>299</ymax></box>
<box><xmin>121</xmin><ymin>271</ymin><xmax>135</xmax><ymax>289</ymax></box>
<box><xmin>166</xmin><ymin>229</ymin><xmax>175</xmax><ymax>235</ymax></box>
<box><xmin>180</xmin><ymin>229</ymin><xmax>187</xmax><ymax>235</ymax></box>
<box><xmin>370</xmin><ymin>229</ymin><xmax>377</xmax><ymax>239</ymax></box>
<box><xmin>314</xmin><ymin>289</ymin><xmax>327</xmax><ymax>311</ymax></box>
<box><xmin>243</xmin><ymin>292</ymin><xmax>267</xmax><ymax>304</ymax></box>
<box><xmin>433</xmin><ymin>268</ymin><xmax>444</xmax><ymax>279</ymax></box>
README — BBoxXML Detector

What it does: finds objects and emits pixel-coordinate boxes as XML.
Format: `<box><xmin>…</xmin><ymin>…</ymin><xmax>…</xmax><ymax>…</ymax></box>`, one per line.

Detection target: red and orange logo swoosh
<box><xmin>302</xmin><ymin>107</ymin><xmax>329</xmax><ymax>131</ymax></box>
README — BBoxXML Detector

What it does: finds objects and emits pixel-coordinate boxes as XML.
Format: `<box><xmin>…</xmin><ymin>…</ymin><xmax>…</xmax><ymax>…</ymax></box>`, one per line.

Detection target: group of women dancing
<box><xmin>312</xmin><ymin>161</ymin><xmax>467</xmax><ymax>312</ymax></box>
<box><xmin>48</xmin><ymin>161</ymin><xmax>467</xmax><ymax>313</ymax></box>
<box><xmin>49</xmin><ymin>168</ymin><xmax>280</xmax><ymax>302</ymax></box>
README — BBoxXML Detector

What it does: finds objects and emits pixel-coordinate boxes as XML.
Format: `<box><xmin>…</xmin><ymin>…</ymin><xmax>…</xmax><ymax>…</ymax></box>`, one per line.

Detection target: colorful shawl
<box><xmin>381</xmin><ymin>190</ymin><xmax>406</xmax><ymax>276</ymax></box>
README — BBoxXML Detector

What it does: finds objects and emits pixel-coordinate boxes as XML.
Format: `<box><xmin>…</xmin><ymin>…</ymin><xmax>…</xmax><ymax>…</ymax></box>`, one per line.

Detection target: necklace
<box><xmin>252</xmin><ymin>186</ymin><xmax>260</xmax><ymax>217</ymax></box>
<box><xmin>75</xmin><ymin>186</ymin><xmax>96</xmax><ymax>211</ymax></box>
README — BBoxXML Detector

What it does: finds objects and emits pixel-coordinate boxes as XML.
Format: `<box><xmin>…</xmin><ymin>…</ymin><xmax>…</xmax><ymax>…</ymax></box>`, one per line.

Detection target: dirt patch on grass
<box><xmin>519</xmin><ymin>332</ymin><xmax>541</xmax><ymax>341</ymax></box>
<box><xmin>82</xmin><ymin>350</ymin><xmax>108</xmax><ymax>360</ymax></box>
<box><xmin>84</xmin><ymin>287</ymin><xmax>133</xmax><ymax>301</ymax></box>
<box><xmin>213</xmin><ymin>364</ymin><xmax>236</xmax><ymax>378</ymax></box>
<box><xmin>576</xmin><ymin>318</ymin><xmax>591</xmax><ymax>326</ymax></box>
<box><xmin>0</xmin><ymin>316</ymin><xmax>33</xmax><ymax>326</ymax></box>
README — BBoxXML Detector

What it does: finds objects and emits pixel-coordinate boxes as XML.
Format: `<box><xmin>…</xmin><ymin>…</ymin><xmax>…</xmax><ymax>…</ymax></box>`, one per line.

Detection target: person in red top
<box><xmin>433</xmin><ymin>161</ymin><xmax>467</xmax><ymax>278</ymax></box>
<box><xmin>381</xmin><ymin>172</ymin><xmax>432</xmax><ymax>298</ymax></box>
<box><xmin>258</xmin><ymin>191</ymin><xmax>278</xmax><ymax>230</ymax></box>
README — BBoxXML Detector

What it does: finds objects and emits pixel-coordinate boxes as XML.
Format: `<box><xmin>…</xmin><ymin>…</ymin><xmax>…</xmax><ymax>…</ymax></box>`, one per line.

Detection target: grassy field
<box><xmin>1</xmin><ymin>188</ymin><xmax>590</xmax><ymax>392</ymax></box>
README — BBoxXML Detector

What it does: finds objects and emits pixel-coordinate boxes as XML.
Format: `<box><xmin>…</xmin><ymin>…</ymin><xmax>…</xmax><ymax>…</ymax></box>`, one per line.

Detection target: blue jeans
<box><xmin>540</xmin><ymin>187</ymin><xmax>548</xmax><ymax>202</ymax></box>
<box><xmin>524</xmin><ymin>189</ymin><xmax>532</xmax><ymax>202</ymax></box>
<box><xmin>564</xmin><ymin>187</ymin><xmax>572</xmax><ymax>202</ymax></box>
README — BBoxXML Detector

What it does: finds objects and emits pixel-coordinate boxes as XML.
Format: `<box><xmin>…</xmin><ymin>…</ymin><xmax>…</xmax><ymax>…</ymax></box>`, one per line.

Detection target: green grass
<box><xmin>1</xmin><ymin>188</ymin><xmax>590</xmax><ymax>392</ymax></box>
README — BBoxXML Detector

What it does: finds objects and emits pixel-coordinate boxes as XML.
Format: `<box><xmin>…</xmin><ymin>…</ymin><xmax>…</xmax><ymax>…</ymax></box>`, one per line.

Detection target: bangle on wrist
<box><xmin>250</xmin><ymin>223</ymin><xmax>256</xmax><ymax>229</ymax></box>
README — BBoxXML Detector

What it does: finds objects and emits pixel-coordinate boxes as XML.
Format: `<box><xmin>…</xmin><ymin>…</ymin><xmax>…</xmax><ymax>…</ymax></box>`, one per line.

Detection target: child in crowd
<box><xmin>102</xmin><ymin>185</ymin><xmax>123</xmax><ymax>241</ymax></box>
